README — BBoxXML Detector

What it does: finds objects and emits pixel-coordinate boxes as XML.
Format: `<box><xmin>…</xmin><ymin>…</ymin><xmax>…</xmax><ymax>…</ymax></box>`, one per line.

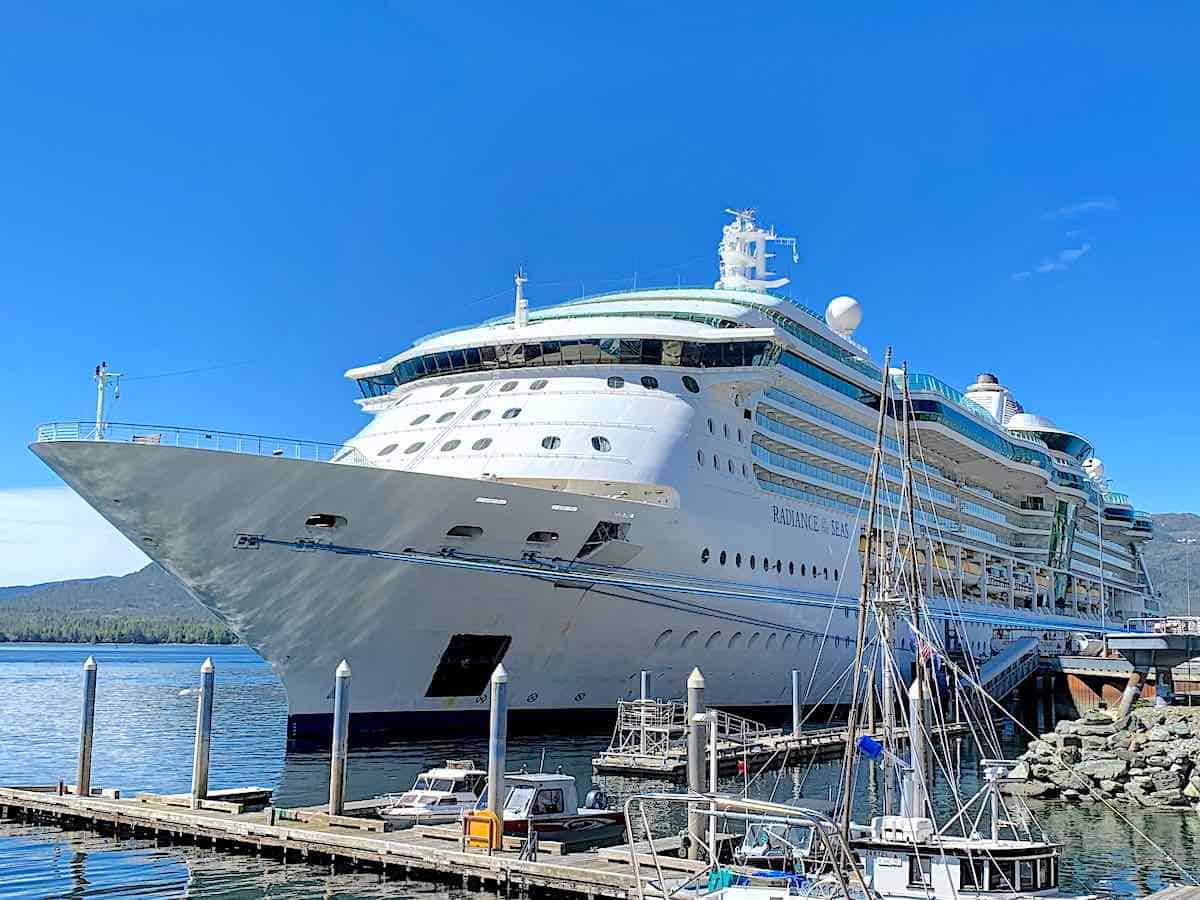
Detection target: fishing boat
<box><xmin>377</xmin><ymin>759</ymin><xmax>486</xmax><ymax>829</ymax></box>
<box><xmin>480</xmin><ymin>771</ymin><xmax>624</xmax><ymax>847</ymax></box>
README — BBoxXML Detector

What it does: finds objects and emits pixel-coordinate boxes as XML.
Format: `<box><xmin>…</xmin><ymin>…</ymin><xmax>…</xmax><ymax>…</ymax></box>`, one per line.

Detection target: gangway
<box><xmin>977</xmin><ymin>637</ymin><xmax>1040</xmax><ymax>701</ymax></box>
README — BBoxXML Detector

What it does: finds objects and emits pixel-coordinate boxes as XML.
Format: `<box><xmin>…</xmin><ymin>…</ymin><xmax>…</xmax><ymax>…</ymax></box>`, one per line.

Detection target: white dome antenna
<box><xmin>825</xmin><ymin>296</ymin><xmax>862</xmax><ymax>338</ymax></box>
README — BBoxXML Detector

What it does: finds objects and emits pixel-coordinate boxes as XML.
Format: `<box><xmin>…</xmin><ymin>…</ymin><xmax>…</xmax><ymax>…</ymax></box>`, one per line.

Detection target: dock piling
<box><xmin>685</xmin><ymin>667</ymin><xmax>705</xmax><ymax>860</ymax></box>
<box><xmin>328</xmin><ymin>659</ymin><xmax>352</xmax><ymax>816</ymax></box>
<box><xmin>791</xmin><ymin>669</ymin><xmax>802</xmax><ymax>736</ymax></box>
<box><xmin>487</xmin><ymin>663</ymin><xmax>509</xmax><ymax>818</ymax></box>
<box><xmin>190</xmin><ymin>657</ymin><xmax>216</xmax><ymax>809</ymax></box>
<box><xmin>76</xmin><ymin>656</ymin><xmax>97</xmax><ymax>797</ymax></box>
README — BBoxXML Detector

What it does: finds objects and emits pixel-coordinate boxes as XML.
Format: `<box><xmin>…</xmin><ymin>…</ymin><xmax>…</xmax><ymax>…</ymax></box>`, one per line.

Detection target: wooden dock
<box><xmin>593</xmin><ymin>720</ymin><xmax>972</xmax><ymax>778</ymax></box>
<box><xmin>0</xmin><ymin>783</ymin><xmax>712</xmax><ymax>899</ymax></box>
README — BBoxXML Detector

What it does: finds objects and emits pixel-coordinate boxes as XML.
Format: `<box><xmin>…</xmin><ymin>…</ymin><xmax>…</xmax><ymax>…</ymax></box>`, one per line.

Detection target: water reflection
<box><xmin>1</xmin><ymin>644</ymin><xmax>1197</xmax><ymax>897</ymax></box>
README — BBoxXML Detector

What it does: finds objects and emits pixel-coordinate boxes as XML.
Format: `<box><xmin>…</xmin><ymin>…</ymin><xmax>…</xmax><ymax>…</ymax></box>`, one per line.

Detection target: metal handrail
<box><xmin>33</xmin><ymin>421</ymin><xmax>373</xmax><ymax>467</ymax></box>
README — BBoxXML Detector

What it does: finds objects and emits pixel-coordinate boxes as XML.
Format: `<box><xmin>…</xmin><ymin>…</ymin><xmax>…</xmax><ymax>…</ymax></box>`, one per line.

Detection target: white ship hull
<box><xmin>32</xmin><ymin>439</ymin><xmax>1097</xmax><ymax>734</ymax></box>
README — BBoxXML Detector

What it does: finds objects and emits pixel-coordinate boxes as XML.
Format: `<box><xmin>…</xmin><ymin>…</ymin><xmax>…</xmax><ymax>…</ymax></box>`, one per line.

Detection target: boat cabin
<box><xmin>856</xmin><ymin>817</ymin><xmax>1062</xmax><ymax>898</ymax></box>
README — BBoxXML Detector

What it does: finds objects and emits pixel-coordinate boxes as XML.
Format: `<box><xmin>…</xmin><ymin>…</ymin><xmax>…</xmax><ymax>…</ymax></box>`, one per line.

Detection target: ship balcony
<box><xmin>33</xmin><ymin>421</ymin><xmax>372</xmax><ymax>466</ymax></box>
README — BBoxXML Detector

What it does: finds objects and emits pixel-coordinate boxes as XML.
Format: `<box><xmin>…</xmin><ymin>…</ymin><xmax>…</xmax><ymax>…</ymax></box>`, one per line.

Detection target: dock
<box><xmin>0</xmin><ymin>783</ymin><xmax>707</xmax><ymax>899</ymax></box>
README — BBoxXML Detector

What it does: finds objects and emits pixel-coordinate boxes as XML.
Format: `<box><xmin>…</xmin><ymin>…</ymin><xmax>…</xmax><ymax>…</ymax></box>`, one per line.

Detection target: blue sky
<box><xmin>2</xmin><ymin>5</ymin><xmax>1197</xmax><ymax>584</ymax></box>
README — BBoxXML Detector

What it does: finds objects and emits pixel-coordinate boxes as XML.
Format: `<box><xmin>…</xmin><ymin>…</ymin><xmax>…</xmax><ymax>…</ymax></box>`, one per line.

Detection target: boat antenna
<box><xmin>539</xmin><ymin>747</ymin><xmax>546</xmax><ymax>773</ymax></box>
<box><xmin>838</xmin><ymin>346</ymin><xmax>892</xmax><ymax>841</ymax></box>
<box><xmin>93</xmin><ymin>361</ymin><xmax>122</xmax><ymax>441</ymax></box>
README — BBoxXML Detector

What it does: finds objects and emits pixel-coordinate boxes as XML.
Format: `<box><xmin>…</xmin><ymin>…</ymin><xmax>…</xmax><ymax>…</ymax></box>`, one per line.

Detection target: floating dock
<box><xmin>0</xmin><ymin>784</ymin><xmax>715</xmax><ymax>899</ymax></box>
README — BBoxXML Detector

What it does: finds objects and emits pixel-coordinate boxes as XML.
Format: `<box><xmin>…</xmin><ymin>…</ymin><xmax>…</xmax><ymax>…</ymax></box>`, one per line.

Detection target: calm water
<box><xmin>0</xmin><ymin>644</ymin><xmax>1196</xmax><ymax>898</ymax></box>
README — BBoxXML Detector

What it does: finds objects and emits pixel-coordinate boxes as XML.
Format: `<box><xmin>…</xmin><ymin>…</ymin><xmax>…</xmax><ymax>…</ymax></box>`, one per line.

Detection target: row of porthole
<box><xmin>707</xmin><ymin>418</ymin><xmax>745</xmax><ymax>443</ymax></box>
<box><xmin>700</xmin><ymin>547</ymin><xmax>839</xmax><ymax>581</ymax></box>
<box><xmin>408</xmin><ymin>406</ymin><xmax>522</xmax><ymax>428</ymax></box>
<box><xmin>432</xmin><ymin>373</ymin><xmax>691</xmax><ymax>399</ymax></box>
<box><xmin>378</xmin><ymin>434</ymin><xmax>613</xmax><ymax>457</ymax></box>
<box><xmin>654</xmin><ymin>628</ymin><xmax>924</xmax><ymax>653</ymax></box>
<box><xmin>699</xmin><ymin>449</ymin><xmax>753</xmax><ymax>479</ymax></box>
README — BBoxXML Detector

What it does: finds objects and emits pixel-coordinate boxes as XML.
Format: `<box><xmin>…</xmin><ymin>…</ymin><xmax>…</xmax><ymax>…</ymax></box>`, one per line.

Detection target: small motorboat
<box><xmin>378</xmin><ymin>760</ymin><xmax>486</xmax><ymax>830</ymax></box>
<box><xmin>480</xmin><ymin>771</ymin><xmax>625</xmax><ymax>848</ymax></box>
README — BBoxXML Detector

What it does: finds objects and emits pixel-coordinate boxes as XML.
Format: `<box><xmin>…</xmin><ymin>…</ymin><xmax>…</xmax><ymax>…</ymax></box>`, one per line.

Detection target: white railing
<box><xmin>34</xmin><ymin>421</ymin><xmax>373</xmax><ymax>466</ymax></box>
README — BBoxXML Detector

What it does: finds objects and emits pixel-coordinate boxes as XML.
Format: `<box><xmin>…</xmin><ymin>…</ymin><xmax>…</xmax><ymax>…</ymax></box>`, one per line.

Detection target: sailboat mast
<box><xmin>900</xmin><ymin>362</ymin><xmax>930</xmax><ymax>818</ymax></box>
<box><xmin>838</xmin><ymin>346</ymin><xmax>892</xmax><ymax>841</ymax></box>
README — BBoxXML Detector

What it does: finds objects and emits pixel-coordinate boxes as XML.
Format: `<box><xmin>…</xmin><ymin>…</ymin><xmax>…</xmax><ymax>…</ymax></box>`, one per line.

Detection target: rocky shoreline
<box><xmin>1004</xmin><ymin>707</ymin><xmax>1200</xmax><ymax>809</ymax></box>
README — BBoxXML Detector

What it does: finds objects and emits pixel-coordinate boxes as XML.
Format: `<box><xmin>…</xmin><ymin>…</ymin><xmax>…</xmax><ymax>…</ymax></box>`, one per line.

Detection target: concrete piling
<box><xmin>791</xmin><ymin>669</ymin><xmax>802</xmax><ymax>736</ymax></box>
<box><xmin>685</xmin><ymin>667</ymin><xmax>705</xmax><ymax>860</ymax></box>
<box><xmin>190</xmin><ymin>657</ymin><xmax>215</xmax><ymax>808</ymax></box>
<box><xmin>487</xmin><ymin>664</ymin><xmax>509</xmax><ymax>818</ymax></box>
<box><xmin>76</xmin><ymin>656</ymin><xmax>97</xmax><ymax>797</ymax></box>
<box><xmin>328</xmin><ymin>659</ymin><xmax>352</xmax><ymax>816</ymax></box>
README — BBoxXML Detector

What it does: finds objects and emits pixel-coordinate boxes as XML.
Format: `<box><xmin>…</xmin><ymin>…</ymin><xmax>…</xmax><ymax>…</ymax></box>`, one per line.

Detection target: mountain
<box><xmin>0</xmin><ymin>565</ymin><xmax>236</xmax><ymax>644</ymax></box>
<box><xmin>1144</xmin><ymin>513</ymin><xmax>1200</xmax><ymax>617</ymax></box>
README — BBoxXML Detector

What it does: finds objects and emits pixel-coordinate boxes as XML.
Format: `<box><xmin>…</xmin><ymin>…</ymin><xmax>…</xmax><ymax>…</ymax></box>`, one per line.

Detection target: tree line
<box><xmin>0</xmin><ymin>610</ymin><xmax>239</xmax><ymax>644</ymax></box>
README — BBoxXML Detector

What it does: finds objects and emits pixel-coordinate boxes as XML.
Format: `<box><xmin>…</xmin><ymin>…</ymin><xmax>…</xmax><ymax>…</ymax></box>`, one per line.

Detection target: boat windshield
<box><xmin>413</xmin><ymin>777</ymin><xmax>456</xmax><ymax>792</ymax></box>
<box><xmin>741</xmin><ymin>823</ymin><xmax>814</xmax><ymax>856</ymax></box>
<box><xmin>503</xmin><ymin>786</ymin><xmax>537</xmax><ymax>815</ymax></box>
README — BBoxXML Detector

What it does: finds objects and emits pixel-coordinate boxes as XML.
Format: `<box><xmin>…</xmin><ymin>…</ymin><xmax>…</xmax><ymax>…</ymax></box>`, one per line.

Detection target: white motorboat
<box><xmin>377</xmin><ymin>760</ymin><xmax>486</xmax><ymax>829</ymax></box>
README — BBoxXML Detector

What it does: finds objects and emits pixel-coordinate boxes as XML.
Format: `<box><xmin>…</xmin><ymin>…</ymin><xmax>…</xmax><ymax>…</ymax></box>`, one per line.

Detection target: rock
<box><xmin>1184</xmin><ymin>780</ymin><xmax>1200</xmax><ymax>800</ymax></box>
<box><xmin>1056</xmin><ymin>719</ymin><xmax>1080</xmax><ymax>735</ymax></box>
<box><xmin>1077</xmin><ymin>758</ymin><xmax>1128</xmax><ymax>781</ymax></box>
<box><xmin>1077</xmin><ymin>722</ymin><xmax>1119</xmax><ymax>737</ymax></box>
<box><xmin>1146</xmin><ymin>755</ymin><xmax>1170</xmax><ymax>768</ymax></box>
<box><xmin>1115</xmin><ymin>750</ymin><xmax>1139</xmax><ymax>762</ymax></box>
<box><xmin>1126</xmin><ymin>781</ymin><xmax>1151</xmax><ymax>807</ymax></box>
<box><xmin>1147</xmin><ymin>788</ymin><xmax>1189</xmax><ymax>808</ymax></box>
<box><xmin>1152</xmin><ymin>771</ymin><xmax>1183</xmax><ymax>792</ymax></box>
<box><xmin>1099</xmin><ymin>779</ymin><xmax>1122</xmax><ymax>795</ymax></box>
<box><xmin>1080</xmin><ymin>736</ymin><xmax>1109</xmax><ymax>751</ymax></box>
<box><xmin>1048</xmin><ymin>767</ymin><xmax>1088</xmax><ymax>790</ymax></box>
<box><xmin>1030</xmin><ymin>739</ymin><xmax>1055</xmax><ymax>758</ymax></box>
<box><xmin>1107</xmin><ymin>733</ymin><xmax>1132</xmax><ymax>751</ymax></box>
<box><xmin>1149</xmin><ymin>726</ymin><xmax>1173</xmax><ymax>742</ymax></box>
<box><xmin>1169</xmin><ymin>720</ymin><xmax>1192</xmax><ymax>737</ymax></box>
<box><xmin>1009</xmin><ymin>761</ymin><xmax>1030</xmax><ymax>781</ymax></box>
<box><xmin>1061</xmin><ymin>748</ymin><xmax>1082</xmax><ymax>766</ymax></box>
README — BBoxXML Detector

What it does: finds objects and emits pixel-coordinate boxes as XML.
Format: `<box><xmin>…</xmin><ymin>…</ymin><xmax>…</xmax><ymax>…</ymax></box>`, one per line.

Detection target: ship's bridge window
<box><xmin>391</xmin><ymin>340</ymin><xmax>776</xmax><ymax>389</ymax></box>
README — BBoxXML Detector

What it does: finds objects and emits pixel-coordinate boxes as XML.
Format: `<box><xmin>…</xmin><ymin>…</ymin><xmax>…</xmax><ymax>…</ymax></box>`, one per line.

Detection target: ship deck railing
<box><xmin>33</xmin><ymin>420</ymin><xmax>373</xmax><ymax>467</ymax></box>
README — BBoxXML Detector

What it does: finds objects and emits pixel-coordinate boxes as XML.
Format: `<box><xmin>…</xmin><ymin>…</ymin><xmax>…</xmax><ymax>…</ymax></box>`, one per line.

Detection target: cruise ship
<box><xmin>31</xmin><ymin>210</ymin><xmax>1158</xmax><ymax>734</ymax></box>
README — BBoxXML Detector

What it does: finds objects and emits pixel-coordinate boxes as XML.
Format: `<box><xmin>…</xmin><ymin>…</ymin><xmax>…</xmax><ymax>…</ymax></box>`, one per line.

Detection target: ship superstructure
<box><xmin>31</xmin><ymin>210</ymin><xmax>1156</xmax><ymax>731</ymax></box>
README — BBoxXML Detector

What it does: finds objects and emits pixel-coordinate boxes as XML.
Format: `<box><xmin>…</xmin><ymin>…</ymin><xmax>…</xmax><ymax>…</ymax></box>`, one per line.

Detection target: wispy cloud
<box><xmin>1047</xmin><ymin>197</ymin><xmax>1119</xmax><ymax>218</ymax></box>
<box><xmin>0</xmin><ymin>487</ymin><xmax>148</xmax><ymax>587</ymax></box>
<box><xmin>1011</xmin><ymin>243</ymin><xmax>1092</xmax><ymax>280</ymax></box>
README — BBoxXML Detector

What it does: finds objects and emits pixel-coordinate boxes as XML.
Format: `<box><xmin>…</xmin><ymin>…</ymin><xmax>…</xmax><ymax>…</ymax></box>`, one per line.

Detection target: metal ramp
<box><xmin>978</xmin><ymin>637</ymin><xmax>1040</xmax><ymax>701</ymax></box>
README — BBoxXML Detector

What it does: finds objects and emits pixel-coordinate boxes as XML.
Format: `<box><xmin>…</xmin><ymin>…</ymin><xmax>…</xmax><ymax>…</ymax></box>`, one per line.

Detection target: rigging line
<box><xmin>528</xmin><ymin>255</ymin><xmax>711</xmax><ymax>293</ymax></box>
<box><xmin>122</xmin><ymin>361</ymin><xmax>254</xmax><ymax>381</ymax></box>
<box><xmin>917</xmin><ymin>628</ymin><xmax>1200</xmax><ymax>886</ymax></box>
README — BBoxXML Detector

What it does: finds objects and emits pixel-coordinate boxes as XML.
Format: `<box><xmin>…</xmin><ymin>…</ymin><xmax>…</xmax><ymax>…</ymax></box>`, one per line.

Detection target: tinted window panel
<box><xmin>641</xmin><ymin>339</ymin><xmax>663</xmax><ymax>366</ymax></box>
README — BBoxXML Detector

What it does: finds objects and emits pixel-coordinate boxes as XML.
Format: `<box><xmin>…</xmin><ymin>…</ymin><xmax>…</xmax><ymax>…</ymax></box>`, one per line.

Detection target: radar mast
<box><xmin>714</xmin><ymin>208</ymin><xmax>798</xmax><ymax>293</ymax></box>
